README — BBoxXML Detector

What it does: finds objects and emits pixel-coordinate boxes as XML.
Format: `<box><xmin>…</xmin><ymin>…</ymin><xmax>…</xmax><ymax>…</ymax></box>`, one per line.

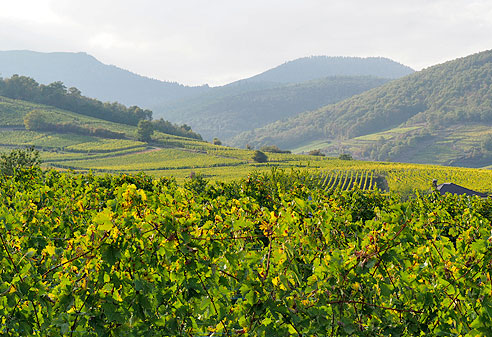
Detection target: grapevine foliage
<box><xmin>1</xmin><ymin>169</ymin><xmax>492</xmax><ymax>336</ymax></box>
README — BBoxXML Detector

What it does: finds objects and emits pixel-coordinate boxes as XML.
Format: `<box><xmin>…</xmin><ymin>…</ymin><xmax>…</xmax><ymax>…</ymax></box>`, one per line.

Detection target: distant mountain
<box><xmin>0</xmin><ymin>50</ymin><xmax>209</xmax><ymax>107</ymax></box>
<box><xmin>231</xmin><ymin>49</ymin><xmax>492</xmax><ymax>167</ymax></box>
<box><xmin>244</xmin><ymin>56</ymin><xmax>414</xmax><ymax>83</ymax></box>
<box><xmin>0</xmin><ymin>51</ymin><xmax>414</xmax><ymax>144</ymax></box>
<box><xmin>154</xmin><ymin>76</ymin><xmax>391</xmax><ymax>141</ymax></box>
<box><xmin>154</xmin><ymin>56</ymin><xmax>413</xmax><ymax>141</ymax></box>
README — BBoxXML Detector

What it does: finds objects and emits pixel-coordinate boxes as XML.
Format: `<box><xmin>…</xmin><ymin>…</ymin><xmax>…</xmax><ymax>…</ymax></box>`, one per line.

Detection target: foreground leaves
<box><xmin>1</xmin><ymin>169</ymin><xmax>492</xmax><ymax>336</ymax></box>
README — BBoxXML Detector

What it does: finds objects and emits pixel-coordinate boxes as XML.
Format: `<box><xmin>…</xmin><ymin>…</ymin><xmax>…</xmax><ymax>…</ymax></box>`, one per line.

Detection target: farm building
<box><xmin>432</xmin><ymin>180</ymin><xmax>488</xmax><ymax>197</ymax></box>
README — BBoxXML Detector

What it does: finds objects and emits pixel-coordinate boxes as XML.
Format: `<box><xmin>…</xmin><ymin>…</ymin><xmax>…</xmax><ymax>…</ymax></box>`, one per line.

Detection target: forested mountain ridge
<box><xmin>231</xmin><ymin>49</ymin><xmax>492</xmax><ymax>159</ymax></box>
<box><xmin>155</xmin><ymin>76</ymin><xmax>391</xmax><ymax>141</ymax></box>
<box><xmin>245</xmin><ymin>56</ymin><xmax>414</xmax><ymax>83</ymax></box>
<box><xmin>0</xmin><ymin>50</ymin><xmax>209</xmax><ymax>107</ymax></box>
<box><xmin>152</xmin><ymin>56</ymin><xmax>413</xmax><ymax>141</ymax></box>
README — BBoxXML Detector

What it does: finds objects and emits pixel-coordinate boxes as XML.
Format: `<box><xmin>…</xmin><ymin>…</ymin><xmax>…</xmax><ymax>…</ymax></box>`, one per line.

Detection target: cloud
<box><xmin>1</xmin><ymin>0</ymin><xmax>492</xmax><ymax>85</ymax></box>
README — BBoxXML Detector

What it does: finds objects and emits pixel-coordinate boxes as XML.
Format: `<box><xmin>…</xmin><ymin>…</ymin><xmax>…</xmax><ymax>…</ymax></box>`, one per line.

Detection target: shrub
<box><xmin>308</xmin><ymin>149</ymin><xmax>325</xmax><ymax>156</ymax></box>
<box><xmin>252</xmin><ymin>150</ymin><xmax>268</xmax><ymax>163</ymax></box>
<box><xmin>0</xmin><ymin>146</ymin><xmax>41</xmax><ymax>176</ymax></box>
<box><xmin>260</xmin><ymin>145</ymin><xmax>291</xmax><ymax>154</ymax></box>
<box><xmin>24</xmin><ymin>109</ymin><xmax>48</xmax><ymax>130</ymax></box>
<box><xmin>136</xmin><ymin>120</ymin><xmax>154</xmax><ymax>142</ymax></box>
<box><xmin>339</xmin><ymin>153</ymin><xmax>353</xmax><ymax>160</ymax></box>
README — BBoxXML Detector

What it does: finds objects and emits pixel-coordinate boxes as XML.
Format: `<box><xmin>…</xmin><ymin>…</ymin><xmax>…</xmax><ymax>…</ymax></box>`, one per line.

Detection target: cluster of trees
<box><xmin>24</xmin><ymin>110</ymin><xmax>125</xmax><ymax>139</ymax></box>
<box><xmin>360</xmin><ymin>130</ymin><xmax>433</xmax><ymax>162</ymax></box>
<box><xmin>259</xmin><ymin>145</ymin><xmax>291</xmax><ymax>154</ymax></box>
<box><xmin>0</xmin><ymin>75</ymin><xmax>151</xmax><ymax>125</ymax></box>
<box><xmin>152</xmin><ymin>119</ymin><xmax>202</xmax><ymax>140</ymax></box>
<box><xmin>0</xmin><ymin>75</ymin><xmax>203</xmax><ymax>140</ymax></box>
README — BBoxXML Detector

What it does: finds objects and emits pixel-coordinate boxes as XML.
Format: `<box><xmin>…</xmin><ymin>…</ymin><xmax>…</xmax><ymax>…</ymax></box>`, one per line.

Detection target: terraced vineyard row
<box><xmin>307</xmin><ymin>169</ymin><xmax>380</xmax><ymax>191</ymax></box>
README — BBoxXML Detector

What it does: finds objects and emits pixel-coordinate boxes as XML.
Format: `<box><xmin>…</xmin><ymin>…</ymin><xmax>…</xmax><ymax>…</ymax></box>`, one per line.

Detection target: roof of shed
<box><xmin>437</xmin><ymin>183</ymin><xmax>488</xmax><ymax>197</ymax></box>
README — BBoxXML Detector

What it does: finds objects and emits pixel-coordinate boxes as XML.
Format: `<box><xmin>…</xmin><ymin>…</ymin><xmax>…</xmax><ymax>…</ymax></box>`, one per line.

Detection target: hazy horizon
<box><xmin>2</xmin><ymin>0</ymin><xmax>492</xmax><ymax>86</ymax></box>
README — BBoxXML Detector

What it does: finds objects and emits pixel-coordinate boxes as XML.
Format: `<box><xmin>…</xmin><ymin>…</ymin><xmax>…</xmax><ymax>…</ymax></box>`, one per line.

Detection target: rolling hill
<box><xmin>0</xmin><ymin>50</ymin><xmax>209</xmax><ymax>107</ymax></box>
<box><xmin>232</xmin><ymin>49</ymin><xmax>492</xmax><ymax>167</ymax></box>
<box><xmin>153</xmin><ymin>56</ymin><xmax>414</xmax><ymax>141</ymax></box>
<box><xmin>154</xmin><ymin>76</ymin><xmax>391</xmax><ymax>141</ymax></box>
<box><xmin>4</xmin><ymin>92</ymin><xmax>492</xmax><ymax>195</ymax></box>
<box><xmin>0</xmin><ymin>50</ymin><xmax>414</xmax><ymax>143</ymax></box>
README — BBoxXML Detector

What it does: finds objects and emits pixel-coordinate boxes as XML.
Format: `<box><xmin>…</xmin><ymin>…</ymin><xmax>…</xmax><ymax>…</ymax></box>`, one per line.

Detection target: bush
<box><xmin>0</xmin><ymin>146</ymin><xmax>41</xmax><ymax>176</ymax></box>
<box><xmin>24</xmin><ymin>110</ymin><xmax>48</xmax><ymax>131</ymax></box>
<box><xmin>252</xmin><ymin>150</ymin><xmax>268</xmax><ymax>163</ymax></box>
<box><xmin>260</xmin><ymin>145</ymin><xmax>291</xmax><ymax>154</ymax></box>
<box><xmin>339</xmin><ymin>153</ymin><xmax>353</xmax><ymax>160</ymax></box>
<box><xmin>308</xmin><ymin>149</ymin><xmax>325</xmax><ymax>156</ymax></box>
<box><xmin>213</xmin><ymin>138</ymin><xmax>222</xmax><ymax>145</ymax></box>
<box><xmin>136</xmin><ymin>120</ymin><xmax>154</xmax><ymax>142</ymax></box>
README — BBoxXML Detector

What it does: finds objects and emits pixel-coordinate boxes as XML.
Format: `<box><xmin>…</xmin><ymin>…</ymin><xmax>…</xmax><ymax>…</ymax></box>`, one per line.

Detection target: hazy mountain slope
<box><xmin>232</xmin><ymin>49</ymin><xmax>492</xmax><ymax>155</ymax></box>
<box><xmin>155</xmin><ymin>76</ymin><xmax>391</xmax><ymax>141</ymax></box>
<box><xmin>246</xmin><ymin>56</ymin><xmax>414</xmax><ymax>83</ymax></box>
<box><xmin>0</xmin><ymin>50</ymin><xmax>209</xmax><ymax>107</ymax></box>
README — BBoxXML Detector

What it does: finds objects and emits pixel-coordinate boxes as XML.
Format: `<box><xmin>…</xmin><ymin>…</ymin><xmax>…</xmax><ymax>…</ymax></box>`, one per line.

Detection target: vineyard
<box><xmin>1</xmin><ymin>168</ymin><xmax>492</xmax><ymax>336</ymax></box>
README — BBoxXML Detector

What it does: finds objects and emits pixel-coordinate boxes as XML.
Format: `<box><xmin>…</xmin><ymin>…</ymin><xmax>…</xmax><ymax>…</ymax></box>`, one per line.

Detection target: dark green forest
<box><xmin>233</xmin><ymin>49</ymin><xmax>492</xmax><ymax>150</ymax></box>
<box><xmin>156</xmin><ymin>76</ymin><xmax>391</xmax><ymax>141</ymax></box>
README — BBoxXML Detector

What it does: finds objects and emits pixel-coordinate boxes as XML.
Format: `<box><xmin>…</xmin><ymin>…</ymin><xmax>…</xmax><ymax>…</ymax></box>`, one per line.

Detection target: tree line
<box><xmin>0</xmin><ymin>75</ymin><xmax>202</xmax><ymax>140</ymax></box>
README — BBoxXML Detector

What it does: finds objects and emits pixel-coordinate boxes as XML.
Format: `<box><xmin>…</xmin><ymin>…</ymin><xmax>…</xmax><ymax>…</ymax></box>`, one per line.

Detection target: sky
<box><xmin>1</xmin><ymin>0</ymin><xmax>492</xmax><ymax>86</ymax></box>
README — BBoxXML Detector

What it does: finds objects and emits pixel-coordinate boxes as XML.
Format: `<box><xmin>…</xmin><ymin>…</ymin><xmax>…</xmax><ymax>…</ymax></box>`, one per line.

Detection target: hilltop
<box><xmin>244</xmin><ymin>56</ymin><xmax>414</xmax><ymax>83</ymax></box>
<box><xmin>232</xmin><ymin>49</ymin><xmax>492</xmax><ymax>167</ymax></box>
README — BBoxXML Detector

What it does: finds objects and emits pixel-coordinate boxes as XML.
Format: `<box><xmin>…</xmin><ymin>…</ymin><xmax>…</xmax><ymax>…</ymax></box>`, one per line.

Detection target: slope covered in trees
<box><xmin>0</xmin><ymin>75</ymin><xmax>201</xmax><ymax>139</ymax></box>
<box><xmin>0</xmin><ymin>50</ymin><xmax>209</xmax><ymax>107</ymax></box>
<box><xmin>231</xmin><ymin>49</ymin><xmax>492</xmax><ymax>166</ymax></box>
<box><xmin>0</xmin><ymin>75</ymin><xmax>151</xmax><ymax>125</ymax></box>
<box><xmin>155</xmin><ymin>76</ymin><xmax>391</xmax><ymax>141</ymax></box>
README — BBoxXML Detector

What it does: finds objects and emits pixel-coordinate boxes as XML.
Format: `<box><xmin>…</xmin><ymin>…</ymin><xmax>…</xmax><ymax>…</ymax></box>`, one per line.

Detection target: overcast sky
<box><xmin>1</xmin><ymin>0</ymin><xmax>492</xmax><ymax>86</ymax></box>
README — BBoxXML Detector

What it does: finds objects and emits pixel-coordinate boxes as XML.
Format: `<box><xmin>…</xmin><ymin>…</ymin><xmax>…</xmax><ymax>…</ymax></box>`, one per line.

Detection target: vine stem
<box><xmin>263</xmin><ymin>237</ymin><xmax>273</xmax><ymax>280</ymax></box>
<box><xmin>196</xmin><ymin>270</ymin><xmax>230</xmax><ymax>336</ymax></box>
<box><xmin>42</xmin><ymin>232</ymin><xmax>108</xmax><ymax>278</ymax></box>
<box><xmin>327</xmin><ymin>300</ymin><xmax>423</xmax><ymax>314</ymax></box>
<box><xmin>0</xmin><ymin>231</ymin><xmax>19</xmax><ymax>273</ymax></box>
<box><xmin>1</xmin><ymin>231</ymin><xmax>41</xmax><ymax>331</ymax></box>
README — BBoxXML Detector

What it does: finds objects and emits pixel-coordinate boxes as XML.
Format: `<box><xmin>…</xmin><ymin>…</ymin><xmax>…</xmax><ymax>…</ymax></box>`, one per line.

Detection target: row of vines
<box><xmin>1</xmin><ymin>168</ymin><xmax>492</xmax><ymax>335</ymax></box>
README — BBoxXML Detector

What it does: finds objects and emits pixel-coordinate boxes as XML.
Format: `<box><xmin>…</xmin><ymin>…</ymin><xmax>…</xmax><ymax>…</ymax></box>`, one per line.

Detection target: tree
<box><xmin>260</xmin><ymin>145</ymin><xmax>291</xmax><ymax>154</ymax></box>
<box><xmin>308</xmin><ymin>149</ymin><xmax>325</xmax><ymax>156</ymax></box>
<box><xmin>136</xmin><ymin>120</ymin><xmax>154</xmax><ymax>142</ymax></box>
<box><xmin>213</xmin><ymin>138</ymin><xmax>222</xmax><ymax>145</ymax></box>
<box><xmin>481</xmin><ymin>134</ymin><xmax>492</xmax><ymax>153</ymax></box>
<box><xmin>252</xmin><ymin>150</ymin><xmax>268</xmax><ymax>163</ymax></box>
<box><xmin>338</xmin><ymin>153</ymin><xmax>353</xmax><ymax>160</ymax></box>
<box><xmin>0</xmin><ymin>146</ymin><xmax>41</xmax><ymax>176</ymax></box>
<box><xmin>24</xmin><ymin>110</ymin><xmax>48</xmax><ymax>131</ymax></box>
